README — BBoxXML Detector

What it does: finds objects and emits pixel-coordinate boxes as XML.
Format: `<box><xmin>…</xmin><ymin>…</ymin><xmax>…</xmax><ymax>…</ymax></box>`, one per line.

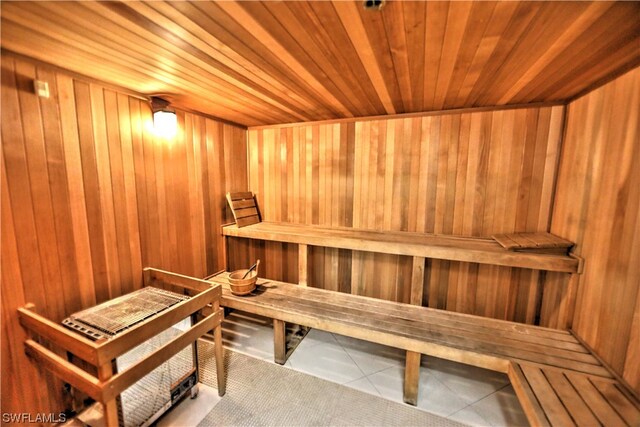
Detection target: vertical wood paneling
<box><xmin>1</xmin><ymin>54</ymin><xmax>247</xmax><ymax>418</ymax></box>
<box><xmin>242</xmin><ymin>105</ymin><xmax>565</xmax><ymax>320</ymax></box>
<box><xmin>548</xmin><ymin>67</ymin><xmax>639</xmax><ymax>393</ymax></box>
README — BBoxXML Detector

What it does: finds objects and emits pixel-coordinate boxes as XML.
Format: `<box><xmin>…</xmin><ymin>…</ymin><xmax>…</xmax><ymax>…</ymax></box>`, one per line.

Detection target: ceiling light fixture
<box><xmin>151</xmin><ymin>96</ymin><xmax>177</xmax><ymax>138</ymax></box>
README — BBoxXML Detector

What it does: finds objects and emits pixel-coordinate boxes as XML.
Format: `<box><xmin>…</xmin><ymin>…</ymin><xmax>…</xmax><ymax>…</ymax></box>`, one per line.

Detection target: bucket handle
<box><xmin>242</xmin><ymin>259</ymin><xmax>260</xmax><ymax>279</ymax></box>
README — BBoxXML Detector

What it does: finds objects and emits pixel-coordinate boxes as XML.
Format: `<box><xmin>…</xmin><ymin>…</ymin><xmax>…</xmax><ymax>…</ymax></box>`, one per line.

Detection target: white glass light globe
<box><xmin>153</xmin><ymin>110</ymin><xmax>177</xmax><ymax>138</ymax></box>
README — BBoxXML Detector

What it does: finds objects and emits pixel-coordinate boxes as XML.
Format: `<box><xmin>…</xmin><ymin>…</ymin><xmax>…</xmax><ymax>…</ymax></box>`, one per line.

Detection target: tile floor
<box><xmin>221</xmin><ymin>310</ymin><xmax>530</xmax><ymax>427</ymax></box>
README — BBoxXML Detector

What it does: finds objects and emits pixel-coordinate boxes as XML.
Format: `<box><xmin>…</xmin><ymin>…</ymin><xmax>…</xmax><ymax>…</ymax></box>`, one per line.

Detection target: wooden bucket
<box><xmin>228</xmin><ymin>265</ymin><xmax>259</xmax><ymax>296</ymax></box>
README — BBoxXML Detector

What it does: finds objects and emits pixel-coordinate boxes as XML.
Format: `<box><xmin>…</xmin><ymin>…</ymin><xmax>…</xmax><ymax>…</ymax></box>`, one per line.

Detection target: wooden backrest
<box><xmin>226</xmin><ymin>192</ymin><xmax>261</xmax><ymax>227</ymax></box>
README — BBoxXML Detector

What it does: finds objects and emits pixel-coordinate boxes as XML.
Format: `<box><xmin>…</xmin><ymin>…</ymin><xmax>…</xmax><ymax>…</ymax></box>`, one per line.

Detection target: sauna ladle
<box><xmin>242</xmin><ymin>259</ymin><xmax>260</xmax><ymax>279</ymax></box>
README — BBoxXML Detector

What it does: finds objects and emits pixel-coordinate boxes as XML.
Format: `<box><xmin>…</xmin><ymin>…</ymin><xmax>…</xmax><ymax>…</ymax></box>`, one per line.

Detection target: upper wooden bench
<box><xmin>222</xmin><ymin>222</ymin><xmax>582</xmax><ymax>274</ymax></box>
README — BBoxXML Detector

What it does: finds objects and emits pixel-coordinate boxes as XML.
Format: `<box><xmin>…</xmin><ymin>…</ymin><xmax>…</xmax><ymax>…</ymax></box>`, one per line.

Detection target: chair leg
<box><xmin>403</xmin><ymin>351</ymin><xmax>421</xmax><ymax>406</ymax></box>
<box><xmin>273</xmin><ymin>319</ymin><xmax>286</xmax><ymax>365</ymax></box>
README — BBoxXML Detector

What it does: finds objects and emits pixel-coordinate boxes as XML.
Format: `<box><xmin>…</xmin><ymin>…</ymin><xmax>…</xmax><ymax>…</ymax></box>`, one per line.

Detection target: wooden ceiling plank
<box><xmin>403</xmin><ymin>1</ymin><xmax>426</xmax><ymax>112</ymax></box>
<box><xmin>497</xmin><ymin>2</ymin><xmax>615</xmax><ymax>104</ymax></box>
<box><xmin>306</xmin><ymin>2</ymin><xmax>387</xmax><ymax>115</ymax></box>
<box><xmin>382</xmin><ymin>1</ymin><xmax>412</xmax><ymax>112</ymax></box>
<box><xmin>556</xmin><ymin>3</ymin><xmax>640</xmax><ymax>99</ymax></box>
<box><xmin>543</xmin><ymin>40</ymin><xmax>640</xmax><ymax>102</ymax></box>
<box><xmin>147</xmin><ymin>1</ymin><xmax>320</xmax><ymax>120</ymax></box>
<box><xmin>85</xmin><ymin>2</ymin><xmax>292</xmax><ymax>123</ymax></box>
<box><xmin>166</xmin><ymin>3</ymin><xmax>333</xmax><ymax>121</ymax></box>
<box><xmin>332</xmin><ymin>0</ymin><xmax>396</xmax><ymax>115</ymax></box>
<box><xmin>475</xmin><ymin>2</ymin><xmax>588</xmax><ymax>106</ymax></box>
<box><xmin>1</xmin><ymin>5</ymin><xmax>173</xmax><ymax>86</ymax></box>
<box><xmin>357</xmin><ymin>3</ymin><xmax>405</xmax><ymax>114</ymax></box>
<box><xmin>262</xmin><ymin>1</ymin><xmax>370</xmax><ymax>116</ymax></box>
<box><xmin>433</xmin><ymin>1</ymin><xmax>473</xmax><ymax>110</ymax></box>
<box><xmin>2</xmin><ymin>37</ymin><xmax>257</xmax><ymax>128</ymax></box>
<box><xmin>178</xmin><ymin>95</ymin><xmax>260</xmax><ymax>127</ymax></box>
<box><xmin>214</xmin><ymin>1</ymin><xmax>353</xmax><ymax>118</ymax></box>
<box><xmin>515</xmin><ymin>5</ymin><xmax>640</xmax><ymax>103</ymax></box>
<box><xmin>463</xmin><ymin>2</ymin><xmax>543</xmax><ymax>107</ymax></box>
<box><xmin>454</xmin><ymin>1</ymin><xmax>520</xmax><ymax>107</ymax></box>
<box><xmin>566</xmin><ymin>57</ymin><xmax>640</xmax><ymax>106</ymax></box>
<box><xmin>442</xmin><ymin>1</ymin><xmax>497</xmax><ymax>109</ymax></box>
<box><xmin>423</xmin><ymin>1</ymin><xmax>449</xmax><ymax>111</ymax></box>
<box><xmin>2</xmin><ymin>3</ymin><xmax>280</xmax><ymax>125</ymax></box>
<box><xmin>0</xmin><ymin>22</ymin><xmax>181</xmax><ymax>98</ymax></box>
<box><xmin>1</xmin><ymin>1</ymin><xmax>638</xmax><ymax>125</ymax></box>
<box><xmin>189</xmin><ymin>1</ymin><xmax>340</xmax><ymax>120</ymax></box>
<box><xmin>126</xmin><ymin>1</ymin><xmax>312</xmax><ymax>123</ymax></box>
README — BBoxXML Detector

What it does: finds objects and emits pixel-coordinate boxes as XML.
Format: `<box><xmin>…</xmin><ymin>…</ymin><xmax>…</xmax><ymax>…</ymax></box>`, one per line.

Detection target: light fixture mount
<box><xmin>150</xmin><ymin>96</ymin><xmax>177</xmax><ymax>138</ymax></box>
<box><xmin>150</xmin><ymin>96</ymin><xmax>173</xmax><ymax>113</ymax></box>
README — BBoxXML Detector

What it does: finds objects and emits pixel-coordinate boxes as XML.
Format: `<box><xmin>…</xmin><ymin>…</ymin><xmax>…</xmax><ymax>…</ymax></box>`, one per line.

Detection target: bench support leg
<box><xmin>273</xmin><ymin>319</ymin><xmax>287</xmax><ymax>365</ymax></box>
<box><xmin>403</xmin><ymin>351</ymin><xmax>421</xmax><ymax>406</ymax></box>
<box><xmin>404</xmin><ymin>257</ymin><xmax>425</xmax><ymax>406</ymax></box>
<box><xmin>410</xmin><ymin>256</ymin><xmax>425</xmax><ymax>306</ymax></box>
<box><xmin>298</xmin><ymin>244</ymin><xmax>308</xmax><ymax>287</ymax></box>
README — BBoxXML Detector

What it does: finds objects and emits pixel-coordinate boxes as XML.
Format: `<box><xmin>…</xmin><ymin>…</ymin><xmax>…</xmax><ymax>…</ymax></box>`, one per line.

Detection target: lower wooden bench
<box><xmin>509</xmin><ymin>364</ymin><xmax>640</xmax><ymax>426</ymax></box>
<box><xmin>207</xmin><ymin>271</ymin><xmax>639</xmax><ymax>425</ymax></box>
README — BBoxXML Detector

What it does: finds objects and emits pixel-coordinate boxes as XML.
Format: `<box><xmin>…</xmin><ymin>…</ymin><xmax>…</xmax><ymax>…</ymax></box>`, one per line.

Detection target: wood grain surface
<box><xmin>1</xmin><ymin>1</ymin><xmax>638</xmax><ymax>126</ymax></box>
<box><xmin>231</xmin><ymin>105</ymin><xmax>566</xmax><ymax>327</ymax></box>
<box><xmin>223</xmin><ymin>222</ymin><xmax>580</xmax><ymax>273</ymax></box>
<box><xmin>548</xmin><ymin>67</ymin><xmax>640</xmax><ymax>393</ymax></box>
<box><xmin>210</xmin><ymin>272</ymin><xmax>613</xmax><ymax>379</ymax></box>
<box><xmin>509</xmin><ymin>364</ymin><xmax>640</xmax><ymax>426</ymax></box>
<box><xmin>0</xmin><ymin>54</ymin><xmax>248</xmax><ymax>419</ymax></box>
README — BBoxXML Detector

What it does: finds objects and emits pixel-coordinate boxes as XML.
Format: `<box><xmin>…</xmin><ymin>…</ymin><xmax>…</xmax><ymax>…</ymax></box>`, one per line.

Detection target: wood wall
<box><xmin>1</xmin><ymin>54</ymin><xmax>247</xmax><ymax>418</ymax></box>
<box><xmin>231</xmin><ymin>105</ymin><xmax>568</xmax><ymax>326</ymax></box>
<box><xmin>548</xmin><ymin>67</ymin><xmax>639</xmax><ymax>393</ymax></box>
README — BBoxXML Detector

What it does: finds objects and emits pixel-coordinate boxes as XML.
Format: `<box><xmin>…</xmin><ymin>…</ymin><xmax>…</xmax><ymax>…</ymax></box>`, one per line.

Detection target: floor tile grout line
<box><xmin>367</xmin><ymin>369</ymin><xmax>398</xmax><ymax>404</ymax></box>
<box><xmin>330</xmin><ymin>335</ymin><xmax>412</xmax><ymax>409</ymax></box>
<box><xmin>447</xmin><ymin>404</ymin><xmax>493</xmax><ymax>427</ymax></box>
<box><xmin>344</xmin><ymin>375</ymin><xmax>383</xmax><ymax>398</ymax></box>
<box><xmin>330</xmin><ymin>332</ymin><xmax>372</xmax><ymax>381</ymax></box>
<box><xmin>331</xmin><ymin>332</ymin><xmax>401</xmax><ymax>380</ymax></box>
<box><xmin>286</xmin><ymin>332</ymin><xmax>369</xmax><ymax>386</ymax></box>
<box><xmin>424</xmin><ymin>361</ymin><xmax>512</xmax><ymax>408</ymax></box>
<box><xmin>334</xmin><ymin>331</ymin><xmax>490</xmax><ymax>420</ymax></box>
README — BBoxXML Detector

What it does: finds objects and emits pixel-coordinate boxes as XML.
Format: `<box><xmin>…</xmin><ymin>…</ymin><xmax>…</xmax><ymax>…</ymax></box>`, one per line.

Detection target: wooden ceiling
<box><xmin>1</xmin><ymin>1</ymin><xmax>639</xmax><ymax>126</ymax></box>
